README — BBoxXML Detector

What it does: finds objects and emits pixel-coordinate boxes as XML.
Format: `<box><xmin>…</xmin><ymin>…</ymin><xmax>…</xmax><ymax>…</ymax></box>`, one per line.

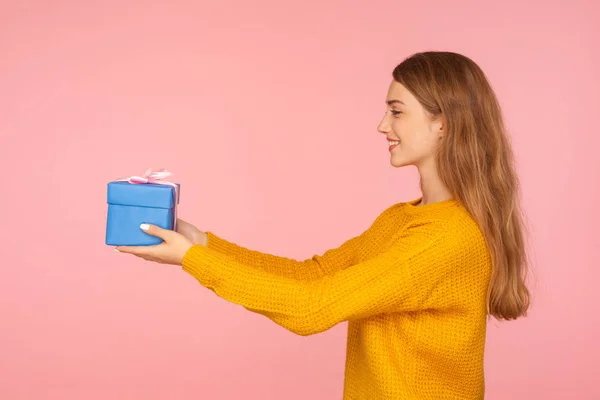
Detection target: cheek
<box><xmin>391</xmin><ymin>119</ymin><xmax>416</xmax><ymax>148</ymax></box>
<box><xmin>412</xmin><ymin>133</ymin><xmax>439</xmax><ymax>158</ymax></box>
<box><xmin>392</xmin><ymin>119</ymin><xmax>434</xmax><ymax>154</ymax></box>
<box><xmin>391</xmin><ymin>119</ymin><xmax>406</xmax><ymax>140</ymax></box>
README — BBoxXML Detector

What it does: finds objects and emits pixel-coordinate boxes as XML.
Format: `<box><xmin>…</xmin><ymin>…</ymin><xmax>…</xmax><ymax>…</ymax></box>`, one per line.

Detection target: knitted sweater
<box><xmin>181</xmin><ymin>198</ymin><xmax>492</xmax><ymax>399</ymax></box>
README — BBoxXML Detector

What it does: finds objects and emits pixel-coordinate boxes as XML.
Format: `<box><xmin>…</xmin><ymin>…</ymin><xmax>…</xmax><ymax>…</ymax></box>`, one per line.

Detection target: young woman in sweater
<box><xmin>116</xmin><ymin>51</ymin><xmax>530</xmax><ymax>399</ymax></box>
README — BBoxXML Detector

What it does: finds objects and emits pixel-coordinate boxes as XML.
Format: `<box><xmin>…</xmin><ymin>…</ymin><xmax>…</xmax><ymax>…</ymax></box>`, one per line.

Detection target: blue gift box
<box><xmin>105</xmin><ymin>181</ymin><xmax>180</xmax><ymax>246</ymax></box>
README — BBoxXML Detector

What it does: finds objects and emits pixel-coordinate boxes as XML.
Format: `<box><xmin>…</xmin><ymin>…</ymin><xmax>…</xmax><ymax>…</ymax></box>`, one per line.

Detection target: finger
<box><xmin>175</xmin><ymin>219</ymin><xmax>190</xmax><ymax>234</ymax></box>
<box><xmin>115</xmin><ymin>245</ymin><xmax>155</xmax><ymax>256</ymax></box>
<box><xmin>140</xmin><ymin>223</ymin><xmax>172</xmax><ymax>241</ymax></box>
<box><xmin>140</xmin><ymin>255</ymin><xmax>162</xmax><ymax>263</ymax></box>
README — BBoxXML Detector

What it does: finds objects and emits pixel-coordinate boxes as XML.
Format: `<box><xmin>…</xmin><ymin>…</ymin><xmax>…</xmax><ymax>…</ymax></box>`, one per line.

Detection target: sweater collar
<box><xmin>403</xmin><ymin>197</ymin><xmax>459</xmax><ymax>215</ymax></box>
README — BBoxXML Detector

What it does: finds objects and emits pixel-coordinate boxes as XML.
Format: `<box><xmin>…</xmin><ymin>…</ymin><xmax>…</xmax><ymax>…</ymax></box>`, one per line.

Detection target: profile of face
<box><xmin>377</xmin><ymin>80</ymin><xmax>445</xmax><ymax>168</ymax></box>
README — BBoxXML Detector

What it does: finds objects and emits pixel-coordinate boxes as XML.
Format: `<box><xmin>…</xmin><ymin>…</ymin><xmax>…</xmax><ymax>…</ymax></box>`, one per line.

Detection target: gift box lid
<box><xmin>107</xmin><ymin>181</ymin><xmax>180</xmax><ymax>209</ymax></box>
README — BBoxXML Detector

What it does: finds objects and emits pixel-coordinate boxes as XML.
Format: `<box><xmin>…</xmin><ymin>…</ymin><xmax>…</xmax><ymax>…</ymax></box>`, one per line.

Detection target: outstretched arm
<box><xmin>181</xmin><ymin>219</ymin><xmax>481</xmax><ymax>336</ymax></box>
<box><xmin>204</xmin><ymin>231</ymin><xmax>360</xmax><ymax>281</ymax></box>
<box><xmin>202</xmin><ymin>205</ymin><xmax>398</xmax><ymax>281</ymax></box>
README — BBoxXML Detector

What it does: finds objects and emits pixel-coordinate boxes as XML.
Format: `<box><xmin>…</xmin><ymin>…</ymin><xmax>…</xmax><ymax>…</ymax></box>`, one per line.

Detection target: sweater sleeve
<box><xmin>201</xmin><ymin>205</ymin><xmax>397</xmax><ymax>281</ymax></box>
<box><xmin>203</xmin><ymin>231</ymin><xmax>361</xmax><ymax>281</ymax></box>
<box><xmin>181</xmin><ymin>219</ymin><xmax>474</xmax><ymax>336</ymax></box>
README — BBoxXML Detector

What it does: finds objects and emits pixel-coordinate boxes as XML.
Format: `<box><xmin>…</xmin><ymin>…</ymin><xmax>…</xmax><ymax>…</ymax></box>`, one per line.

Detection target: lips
<box><xmin>387</xmin><ymin>137</ymin><xmax>400</xmax><ymax>148</ymax></box>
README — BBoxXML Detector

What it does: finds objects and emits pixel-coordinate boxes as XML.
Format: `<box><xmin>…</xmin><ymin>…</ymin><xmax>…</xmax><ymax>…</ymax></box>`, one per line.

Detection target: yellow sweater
<box><xmin>181</xmin><ymin>199</ymin><xmax>492</xmax><ymax>399</ymax></box>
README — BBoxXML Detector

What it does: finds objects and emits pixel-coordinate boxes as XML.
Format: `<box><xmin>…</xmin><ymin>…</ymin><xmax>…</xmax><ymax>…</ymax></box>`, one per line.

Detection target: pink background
<box><xmin>1</xmin><ymin>0</ymin><xmax>598</xmax><ymax>399</ymax></box>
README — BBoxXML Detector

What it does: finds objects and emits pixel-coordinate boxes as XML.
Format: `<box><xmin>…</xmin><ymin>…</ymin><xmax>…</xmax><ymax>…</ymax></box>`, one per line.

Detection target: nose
<box><xmin>377</xmin><ymin>112</ymin><xmax>391</xmax><ymax>135</ymax></box>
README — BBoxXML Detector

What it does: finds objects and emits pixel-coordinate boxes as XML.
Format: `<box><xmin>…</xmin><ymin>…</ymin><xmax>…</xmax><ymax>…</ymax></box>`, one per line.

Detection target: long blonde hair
<box><xmin>393</xmin><ymin>52</ymin><xmax>530</xmax><ymax>320</ymax></box>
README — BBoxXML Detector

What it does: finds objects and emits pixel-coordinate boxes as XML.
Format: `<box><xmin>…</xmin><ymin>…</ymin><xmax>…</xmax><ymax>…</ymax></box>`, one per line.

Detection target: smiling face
<box><xmin>377</xmin><ymin>80</ymin><xmax>445</xmax><ymax>168</ymax></box>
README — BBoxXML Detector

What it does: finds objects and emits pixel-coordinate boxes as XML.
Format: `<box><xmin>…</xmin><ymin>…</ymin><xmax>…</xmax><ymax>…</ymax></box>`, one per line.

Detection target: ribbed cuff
<box><xmin>181</xmin><ymin>244</ymin><xmax>235</xmax><ymax>289</ymax></box>
<box><xmin>205</xmin><ymin>231</ymin><xmax>233</xmax><ymax>254</ymax></box>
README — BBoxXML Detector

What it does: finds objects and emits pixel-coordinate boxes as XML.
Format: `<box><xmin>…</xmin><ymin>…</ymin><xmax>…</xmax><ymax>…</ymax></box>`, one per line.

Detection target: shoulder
<box><xmin>372</xmin><ymin>199</ymin><xmax>421</xmax><ymax>221</ymax></box>
<box><xmin>367</xmin><ymin>202</ymin><xmax>406</xmax><ymax>227</ymax></box>
<box><xmin>447</xmin><ymin>205</ymin><xmax>487</xmax><ymax>244</ymax></box>
<box><xmin>435</xmin><ymin>207</ymin><xmax>491</xmax><ymax>267</ymax></box>
<box><xmin>405</xmin><ymin>204</ymin><xmax>488</xmax><ymax>253</ymax></box>
<box><xmin>371</xmin><ymin>200</ymin><xmax>487</xmax><ymax>251</ymax></box>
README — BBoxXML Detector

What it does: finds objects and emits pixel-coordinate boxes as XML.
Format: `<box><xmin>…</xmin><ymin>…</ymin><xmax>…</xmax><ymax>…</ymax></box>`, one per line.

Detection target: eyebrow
<box><xmin>386</xmin><ymin>100</ymin><xmax>405</xmax><ymax>106</ymax></box>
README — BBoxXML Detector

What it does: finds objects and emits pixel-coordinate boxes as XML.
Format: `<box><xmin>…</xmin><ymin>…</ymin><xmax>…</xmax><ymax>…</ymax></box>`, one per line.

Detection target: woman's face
<box><xmin>377</xmin><ymin>80</ymin><xmax>444</xmax><ymax>168</ymax></box>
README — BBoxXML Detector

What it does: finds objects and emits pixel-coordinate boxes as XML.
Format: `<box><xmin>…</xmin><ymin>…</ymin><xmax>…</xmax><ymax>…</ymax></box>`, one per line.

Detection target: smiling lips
<box><xmin>388</xmin><ymin>138</ymin><xmax>400</xmax><ymax>151</ymax></box>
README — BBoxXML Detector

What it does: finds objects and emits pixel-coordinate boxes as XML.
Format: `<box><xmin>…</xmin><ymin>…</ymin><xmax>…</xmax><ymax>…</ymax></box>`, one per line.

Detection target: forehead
<box><xmin>386</xmin><ymin>80</ymin><xmax>410</xmax><ymax>101</ymax></box>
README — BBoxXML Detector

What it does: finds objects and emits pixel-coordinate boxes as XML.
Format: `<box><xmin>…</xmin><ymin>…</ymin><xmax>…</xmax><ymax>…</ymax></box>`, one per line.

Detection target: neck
<box><xmin>417</xmin><ymin>162</ymin><xmax>453</xmax><ymax>206</ymax></box>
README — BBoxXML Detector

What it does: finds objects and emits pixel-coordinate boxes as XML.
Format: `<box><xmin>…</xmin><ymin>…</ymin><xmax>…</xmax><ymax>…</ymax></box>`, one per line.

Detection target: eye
<box><xmin>390</xmin><ymin>110</ymin><xmax>402</xmax><ymax>116</ymax></box>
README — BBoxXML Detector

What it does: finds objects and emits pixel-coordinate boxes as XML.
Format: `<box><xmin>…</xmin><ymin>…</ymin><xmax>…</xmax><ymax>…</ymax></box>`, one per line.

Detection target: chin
<box><xmin>390</xmin><ymin>155</ymin><xmax>411</xmax><ymax>168</ymax></box>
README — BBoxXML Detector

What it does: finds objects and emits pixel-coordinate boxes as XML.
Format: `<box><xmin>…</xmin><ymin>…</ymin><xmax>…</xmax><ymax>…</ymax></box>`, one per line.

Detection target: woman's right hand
<box><xmin>176</xmin><ymin>218</ymin><xmax>208</xmax><ymax>246</ymax></box>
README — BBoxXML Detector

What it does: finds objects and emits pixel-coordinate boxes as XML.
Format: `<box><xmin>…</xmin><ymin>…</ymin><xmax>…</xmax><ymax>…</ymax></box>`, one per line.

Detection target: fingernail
<box><xmin>140</xmin><ymin>223</ymin><xmax>149</xmax><ymax>231</ymax></box>
<box><xmin>114</xmin><ymin>248</ymin><xmax>120</xmax><ymax>252</ymax></box>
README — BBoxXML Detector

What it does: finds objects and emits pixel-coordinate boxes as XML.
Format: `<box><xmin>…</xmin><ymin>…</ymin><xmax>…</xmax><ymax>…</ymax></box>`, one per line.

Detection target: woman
<box><xmin>116</xmin><ymin>51</ymin><xmax>530</xmax><ymax>399</ymax></box>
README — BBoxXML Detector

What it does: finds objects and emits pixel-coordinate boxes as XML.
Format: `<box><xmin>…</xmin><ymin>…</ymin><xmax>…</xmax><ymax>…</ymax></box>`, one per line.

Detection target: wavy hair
<box><xmin>393</xmin><ymin>52</ymin><xmax>530</xmax><ymax>320</ymax></box>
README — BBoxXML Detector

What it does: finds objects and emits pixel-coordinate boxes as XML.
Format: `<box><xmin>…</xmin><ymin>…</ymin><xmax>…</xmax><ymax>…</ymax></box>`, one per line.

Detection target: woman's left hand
<box><xmin>115</xmin><ymin>223</ymin><xmax>193</xmax><ymax>266</ymax></box>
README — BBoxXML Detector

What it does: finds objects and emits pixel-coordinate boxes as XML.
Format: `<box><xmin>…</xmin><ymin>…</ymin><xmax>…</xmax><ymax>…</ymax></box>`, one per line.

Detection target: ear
<box><xmin>431</xmin><ymin>115</ymin><xmax>446</xmax><ymax>138</ymax></box>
